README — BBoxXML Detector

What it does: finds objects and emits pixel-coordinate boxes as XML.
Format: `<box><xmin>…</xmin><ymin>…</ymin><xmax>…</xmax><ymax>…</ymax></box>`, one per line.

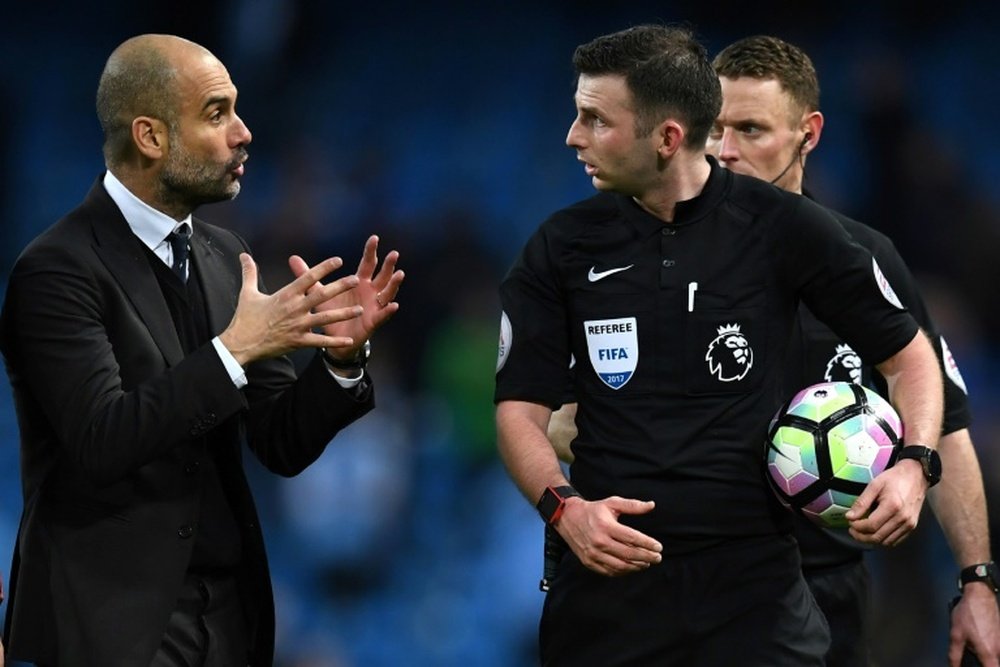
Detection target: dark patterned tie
<box><xmin>168</xmin><ymin>225</ymin><xmax>192</xmax><ymax>282</ymax></box>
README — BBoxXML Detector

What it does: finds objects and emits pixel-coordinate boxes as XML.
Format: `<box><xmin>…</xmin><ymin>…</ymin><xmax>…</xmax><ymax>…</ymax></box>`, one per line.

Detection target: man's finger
<box><xmin>376</xmin><ymin>268</ymin><xmax>405</xmax><ymax>306</ymax></box>
<box><xmin>287</xmin><ymin>255</ymin><xmax>325</xmax><ymax>297</ymax></box>
<box><xmin>287</xmin><ymin>254</ymin><xmax>308</xmax><ymax>277</ymax></box>
<box><xmin>372</xmin><ymin>249</ymin><xmax>400</xmax><ymax>288</ymax></box>
<box><xmin>609</xmin><ymin>540</ymin><xmax>662</xmax><ymax>565</ymax></box>
<box><xmin>880</xmin><ymin>521</ymin><xmax>913</xmax><ymax>547</ymax></box>
<box><xmin>280</xmin><ymin>256</ymin><xmax>345</xmax><ymax>298</ymax></box>
<box><xmin>238</xmin><ymin>253</ymin><xmax>259</xmax><ymax>295</ymax></box>
<box><xmin>606</xmin><ymin>497</ymin><xmax>658</xmax><ymax>519</ymax></box>
<box><xmin>302</xmin><ymin>274</ymin><xmax>360</xmax><ymax>311</ymax></box>
<box><xmin>610</xmin><ymin>525</ymin><xmax>663</xmax><ymax>558</ymax></box>
<box><xmin>309</xmin><ymin>305</ymin><xmax>363</xmax><ymax>329</ymax></box>
<box><xmin>844</xmin><ymin>480</ymin><xmax>879</xmax><ymax>521</ymax></box>
<box><xmin>356</xmin><ymin>235</ymin><xmax>380</xmax><ymax>278</ymax></box>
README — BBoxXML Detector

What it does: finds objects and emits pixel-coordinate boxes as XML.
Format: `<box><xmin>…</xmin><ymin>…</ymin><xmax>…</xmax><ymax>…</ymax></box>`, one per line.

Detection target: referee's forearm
<box><xmin>877</xmin><ymin>329</ymin><xmax>944</xmax><ymax>449</ymax></box>
<box><xmin>496</xmin><ymin>400</ymin><xmax>568</xmax><ymax>505</ymax></box>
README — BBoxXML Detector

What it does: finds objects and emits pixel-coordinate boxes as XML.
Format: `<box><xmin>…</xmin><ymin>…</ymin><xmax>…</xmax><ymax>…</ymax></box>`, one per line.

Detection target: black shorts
<box><xmin>540</xmin><ymin>534</ymin><xmax>830</xmax><ymax>666</ymax></box>
<box><xmin>803</xmin><ymin>557</ymin><xmax>871</xmax><ymax>667</ymax></box>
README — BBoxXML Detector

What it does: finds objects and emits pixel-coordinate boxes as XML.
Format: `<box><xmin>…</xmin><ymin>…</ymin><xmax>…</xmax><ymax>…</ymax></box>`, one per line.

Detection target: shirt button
<box><xmin>662</xmin><ymin>227</ymin><xmax>676</xmax><ymax>236</ymax></box>
<box><xmin>178</xmin><ymin>525</ymin><xmax>194</xmax><ymax>539</ymax></box>
<box><xmin>184</xmin><ymin>461</ymin><xmax>200</xmax><ymax>475</ymax></box>
<box><xmin>662</xmin><ymin>259</ymin><xmax>675</xmax><ymax>267</ymax></box>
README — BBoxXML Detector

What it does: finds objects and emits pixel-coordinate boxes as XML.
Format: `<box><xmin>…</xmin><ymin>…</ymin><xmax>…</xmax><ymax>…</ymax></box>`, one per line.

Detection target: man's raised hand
<box><xmin>288</xmin><ymin>235</ymin><xmax>404</xmax><ymax>362</ymax></box>
<box><xmin>219</xmin><ymin>253</ymin><xmax>363</xmax><ymax>366</ymax></box>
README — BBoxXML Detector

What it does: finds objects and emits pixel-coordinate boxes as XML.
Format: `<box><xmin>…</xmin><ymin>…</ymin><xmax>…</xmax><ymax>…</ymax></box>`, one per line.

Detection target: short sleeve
<box><xmin>774</xmin><ymin>197</ymin><xmax>919</xmax><ymax>366</ymax></box>
<box><xmin>494</xmin><ymin>223</ymin><xmax>572</xmax><ymax>409</ymax></box>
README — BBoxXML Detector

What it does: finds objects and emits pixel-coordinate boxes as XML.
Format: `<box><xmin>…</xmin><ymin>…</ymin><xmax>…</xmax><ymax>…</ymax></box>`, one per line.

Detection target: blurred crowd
<box><xmin>1</xmin><ymin>2</ymin><xmax>998</xmax><ymax>665</ymax></box>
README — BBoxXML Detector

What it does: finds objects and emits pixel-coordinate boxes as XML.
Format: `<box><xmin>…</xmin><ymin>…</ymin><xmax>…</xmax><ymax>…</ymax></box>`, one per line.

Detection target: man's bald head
<box><xmin>96</xmin><ymin>34</ymin><xmax>213</xmax><ymax>169</ymax></box>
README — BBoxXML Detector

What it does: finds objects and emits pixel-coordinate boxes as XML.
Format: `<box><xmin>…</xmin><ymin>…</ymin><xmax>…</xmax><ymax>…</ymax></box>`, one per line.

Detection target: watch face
<box><xmin>926</xmin><ymin>449</ymin><xmax>942</xmax><ymax>483</ymax></box>
<box><xmin>900</xmin><ymin>446</ymin><xmax>941</xmax><ymax>485</ymax></box>
<box><xmin>537</xmin><ymin>488</ymin><xmax>563</xmax><ymax>523</ymax></box>
<box><xmin>961</xmin><ymin>562</ymin><xmax>999</xmax><ymax>592</ymax></box>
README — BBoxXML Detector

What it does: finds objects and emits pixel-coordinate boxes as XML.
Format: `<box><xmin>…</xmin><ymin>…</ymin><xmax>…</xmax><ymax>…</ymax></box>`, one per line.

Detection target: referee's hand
<box><xmin>846</xmin><ymin>459</ymin><xmax>926</xmax><ymax>546</ymax></box>
<box><xmin>556</xmin><ymin>496</ymin><xmax>662</xmax><ymax>577</ymax></box>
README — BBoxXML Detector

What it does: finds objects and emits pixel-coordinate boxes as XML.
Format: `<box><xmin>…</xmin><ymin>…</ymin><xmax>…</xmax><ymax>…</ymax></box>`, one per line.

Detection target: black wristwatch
<box><xmin>536</xmin><ymin>485</ymin><xmax>581</xmax><ymax>525</ymax></box>
<box><xmin>959</xmin><ymin>561</ymin><xmax>999</xmax><ymax>593</ymax></box>
<box><xmin>895</xmin><ymin>445</ymin><xmax>942</xmax><ymax>487</ymax></box>
<box><xmin>323</xmin><ymin>340</ymin><xmax>371</xmax><ymax>370</ymax></box>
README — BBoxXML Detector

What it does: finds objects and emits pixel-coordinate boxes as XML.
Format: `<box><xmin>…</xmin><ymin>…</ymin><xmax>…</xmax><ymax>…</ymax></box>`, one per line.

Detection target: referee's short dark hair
<box><xmin>572</xmin><ymin>24</ymin><xmax>722</xmax><ymax>149</ymax></box>
<box><xmin>712</xmin><ymin>35</ymin><xmax>821</xmax><ymax>115</ymax></box>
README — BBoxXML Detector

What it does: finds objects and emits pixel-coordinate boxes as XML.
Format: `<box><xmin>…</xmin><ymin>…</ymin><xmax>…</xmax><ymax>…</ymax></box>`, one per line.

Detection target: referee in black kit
<box><xmin>494</xmin><ymin>24</ymin><xmax>944</xmax><ymax>667</ymax></box>
<box><xmin>709</xmin><ymin>36</ymin><xmax>1000</xmax><ymax>666</ymax></box>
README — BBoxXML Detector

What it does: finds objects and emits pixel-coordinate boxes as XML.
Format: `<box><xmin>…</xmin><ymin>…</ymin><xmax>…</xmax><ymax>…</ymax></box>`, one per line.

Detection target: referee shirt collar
<box><xmin>616</xmin><ymin>155</ymin><xmax>729</xmax><ymax>236</ymax></box>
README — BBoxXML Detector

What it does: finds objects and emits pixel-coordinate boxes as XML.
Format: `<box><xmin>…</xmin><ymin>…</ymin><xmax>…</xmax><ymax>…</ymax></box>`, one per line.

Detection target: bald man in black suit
<box><xmin>0</xmin><ymin>34</ymin><xmax>403</xmax><ymax>666</ymax></box>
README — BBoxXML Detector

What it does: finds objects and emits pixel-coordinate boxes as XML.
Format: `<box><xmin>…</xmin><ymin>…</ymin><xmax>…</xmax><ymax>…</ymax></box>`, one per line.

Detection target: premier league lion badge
<box><xmin>705</xmin><ymin>323</ymin><xmax>754</xmax><ymax>382</ymax></box>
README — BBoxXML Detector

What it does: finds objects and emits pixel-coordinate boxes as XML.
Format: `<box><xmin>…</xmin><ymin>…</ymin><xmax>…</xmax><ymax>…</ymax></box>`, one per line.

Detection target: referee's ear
<box><xmin>798</xmin><ymin>111</ymin><xmax>824</xmax><ymax>157</ymax></box>
<box><xmin>655</xmin><ymin>119</ymin><xmax>685</xmax><ymax>160</ymax></box>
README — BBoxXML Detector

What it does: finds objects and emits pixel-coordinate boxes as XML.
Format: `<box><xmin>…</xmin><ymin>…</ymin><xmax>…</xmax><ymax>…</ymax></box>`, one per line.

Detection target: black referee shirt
<box><xmin>495</xmin><ymin>157</ymin><xmax>920</xmax><ymax>554</ymax></box>
<box><xmin>786</xmin><ymin>208</ymin><xmax>970</xmax><ymax>435</ymax></box>
<box><xmin>786</xmin><ymin>207</ymin><xmax>971</xmax><ymax>568</ymax></box>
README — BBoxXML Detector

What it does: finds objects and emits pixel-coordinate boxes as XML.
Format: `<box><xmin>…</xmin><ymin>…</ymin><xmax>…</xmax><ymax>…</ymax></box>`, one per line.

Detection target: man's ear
<box><xmin>132</xmin><ymin>116</ymin><xmax>168</xmax><ymax>160</ymax></box>
<box><xmin>799</xmin><ymin>111</ymin><xmax>824</xmax><ymax>156</ymax></box>
<box><xmin>657</xmin><ymin>119</ymin><xmax>685</xmax><ymax>159</ymax></box>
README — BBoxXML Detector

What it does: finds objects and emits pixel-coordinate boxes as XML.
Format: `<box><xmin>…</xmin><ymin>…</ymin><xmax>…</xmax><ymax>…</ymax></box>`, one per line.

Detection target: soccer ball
<box><xmin>765</xmin><ymin>381</ymin><xmax>903</xmax><ymax>529</ymax></box>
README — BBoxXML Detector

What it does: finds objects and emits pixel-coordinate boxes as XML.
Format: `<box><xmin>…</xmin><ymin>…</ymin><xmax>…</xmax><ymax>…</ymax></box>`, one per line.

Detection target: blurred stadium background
<box><xmin>1</xmin><ymin>2</ymin><xmax>998</xmax><ymax>665</ymax></box>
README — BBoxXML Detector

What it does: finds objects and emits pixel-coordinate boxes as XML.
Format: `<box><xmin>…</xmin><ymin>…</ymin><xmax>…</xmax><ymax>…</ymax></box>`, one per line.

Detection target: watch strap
<box><xmin>896</xmin><ymin>445</ymin><xmax>942</xmax><ymax>487</ymax></box>
<box><xmin>536</xmin><ymin>485</ymin><xmax>581</xmax><ymax>525</ymax></box>
<box><xmin>959</xmin><ymin>561</ymin><xmax>999</xmax><ymax>593</ymax></box>
<box><xmin>322</xmin><ymin>340</ymin><xmax>371</xmax><ymax>370</ymax></box>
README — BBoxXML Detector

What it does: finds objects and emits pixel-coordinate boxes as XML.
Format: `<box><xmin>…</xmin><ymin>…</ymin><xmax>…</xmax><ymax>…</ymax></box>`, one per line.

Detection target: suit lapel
<box><xmin>191</xmin><ymin>223</ymin><xmax>239</xmax><ymax>336</ymax></box>
<box><xmin>87</xmin><ymin>182</ymin><xmax>185</xmax><ymax>365</ymax></box>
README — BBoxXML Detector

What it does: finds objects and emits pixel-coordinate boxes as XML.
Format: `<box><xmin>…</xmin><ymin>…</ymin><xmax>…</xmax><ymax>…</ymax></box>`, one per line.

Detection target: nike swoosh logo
<box><xmin>587</xmin><ymin>264</ymin><xmax>634</xmax><ymax>282</ymax></box>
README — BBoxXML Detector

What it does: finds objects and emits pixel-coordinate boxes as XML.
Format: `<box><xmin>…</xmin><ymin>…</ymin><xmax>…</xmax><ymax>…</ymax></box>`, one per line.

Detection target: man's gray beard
<box><xmin>160</xmin><ymin>153</ymin><xmax>240</xmax><ymax>212</ymax></box>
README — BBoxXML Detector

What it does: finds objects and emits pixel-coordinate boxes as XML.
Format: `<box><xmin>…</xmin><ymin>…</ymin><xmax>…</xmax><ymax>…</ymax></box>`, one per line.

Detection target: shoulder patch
<box><xmin>872</xmin><ymin>257</ymin><xmax>904</xmax><ymax>309</ymax></box>
<box><xmin>496</xmin><ymin>311</ymin><xmax>512</xmax><ymax>373</ymax></box>
<box><xmin>940</xmin><ymin>335</ymin><xmax>968</xmax><ymax>395</ymax></box>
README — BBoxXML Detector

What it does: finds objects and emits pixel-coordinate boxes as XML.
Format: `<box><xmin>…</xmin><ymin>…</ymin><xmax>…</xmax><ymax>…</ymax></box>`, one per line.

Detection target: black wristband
<box><xmin>536</xmin><ymin>485</ymin><xmax>581</xmax><ymax>525</ymax></box>
<box><xmin>896</xmin><ymin>445</ymin><xmax>942</xmax><ymax>487</ymax></box>
<box><xmin>959</xmin><ymin>561</ymin><xmax>999</xmax><ymax>593</ymax></box>
<box><xmin>322</xmin><ymin>340</ymin><xmax>370</xmax><ymax>370</ymax></box>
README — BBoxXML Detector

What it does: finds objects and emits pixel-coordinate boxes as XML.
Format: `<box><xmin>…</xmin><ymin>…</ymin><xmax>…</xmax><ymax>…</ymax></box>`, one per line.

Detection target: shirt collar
<box><xmin>102</xmin><ymin>171</ymin><xmax>193</xmax><ymax>252</ymax></box>
<box><xmin>616</xmin><ymin>155</ymin><xmax>731</xmax><ymax>236</ymax></box>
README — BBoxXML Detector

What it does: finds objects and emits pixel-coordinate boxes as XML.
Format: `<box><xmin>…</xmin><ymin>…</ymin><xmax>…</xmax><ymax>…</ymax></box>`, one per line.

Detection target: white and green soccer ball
<box><xmin>765</xmin><ymin>381</ymin><xmax>902</xmax><ymax>529</ymax></box>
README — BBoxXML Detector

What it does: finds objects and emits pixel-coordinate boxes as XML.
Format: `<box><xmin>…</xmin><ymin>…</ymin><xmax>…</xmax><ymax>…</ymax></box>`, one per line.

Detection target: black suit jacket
<box><xmin>0</xmin><ymin>180</ymin><xmax>374</xmax><ymax>666</ymax></box>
